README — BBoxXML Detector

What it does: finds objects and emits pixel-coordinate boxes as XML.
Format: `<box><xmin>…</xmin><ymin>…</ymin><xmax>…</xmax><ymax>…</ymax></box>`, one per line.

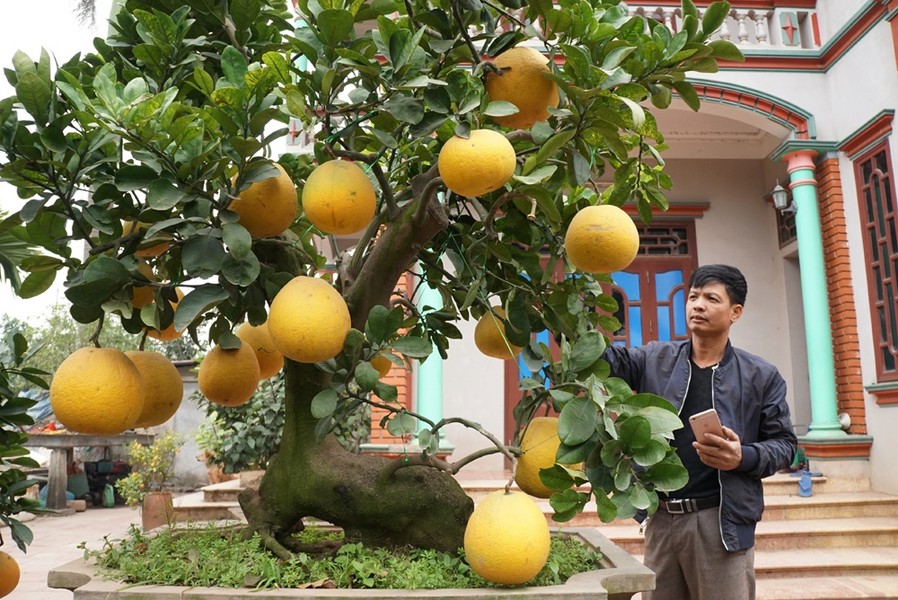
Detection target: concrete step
<box><xmin>755</xmin><ymin>574</ymin><xmax>898</xmax><ymax>599</ymax></box>
<box><xmin>173</xmin><ymin>490</ymin><xmax>242</xmax><ymax>523</ymax></box>
<box><xmin>763</xmin><ymin>491</ymin><xmax>898</xmax><ymax>520</ymax></box>
<box><xmin>755</xmin><ymin>547</ymin><xmax>898</xmax><ymax>579</ymax></box>
<box><xmin>202</xmin><ymin>478</ymin><xmax>242</xmax><ymax>503</ymax></box>
<box><xmin>601</xmin><ymin>515</ymin><xmax>898</xmax><ymax>555</ymax></box>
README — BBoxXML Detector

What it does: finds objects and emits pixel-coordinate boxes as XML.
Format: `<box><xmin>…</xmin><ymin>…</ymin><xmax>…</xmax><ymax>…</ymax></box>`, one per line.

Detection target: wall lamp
<box><xmin>771</xmin><ymin>180</ymin><xmax>796</xmax><ymax>215</ymax></box>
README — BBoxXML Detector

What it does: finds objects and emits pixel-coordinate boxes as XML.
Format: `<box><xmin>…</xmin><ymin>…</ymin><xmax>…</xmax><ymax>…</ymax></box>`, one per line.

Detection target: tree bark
<box><xmin>239</xmin><ymin>360</ymin><xmax>474</xmax><ymax>554</ymax></box>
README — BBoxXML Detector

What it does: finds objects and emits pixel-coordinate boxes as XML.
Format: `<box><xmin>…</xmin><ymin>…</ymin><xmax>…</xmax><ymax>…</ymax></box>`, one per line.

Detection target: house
<box><xmin>340</xmin><ymin>0</ymin><xmax>898</xmax><ymax>497</ymax></box>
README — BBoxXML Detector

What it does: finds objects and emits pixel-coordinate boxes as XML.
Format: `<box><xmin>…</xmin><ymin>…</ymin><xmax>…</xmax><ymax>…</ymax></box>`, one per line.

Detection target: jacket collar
<box><xmin>683</xmin><ymin>338</ymin><xmax>734</xmax><ymax>369</ymax></box>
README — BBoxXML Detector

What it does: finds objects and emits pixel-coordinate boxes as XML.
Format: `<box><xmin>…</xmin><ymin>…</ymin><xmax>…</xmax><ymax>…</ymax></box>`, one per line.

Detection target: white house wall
<box><xmin>437</xmin><ymin>157</ymin><xmax>805</xmax><ymax>470</ymax></box>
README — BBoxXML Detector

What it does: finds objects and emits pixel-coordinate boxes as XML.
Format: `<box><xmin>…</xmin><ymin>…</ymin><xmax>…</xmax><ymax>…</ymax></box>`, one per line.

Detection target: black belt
<box><xmin>659</xmin><ymin>496</ymin><xmax>720</xmax><ymax>514</ymax></box>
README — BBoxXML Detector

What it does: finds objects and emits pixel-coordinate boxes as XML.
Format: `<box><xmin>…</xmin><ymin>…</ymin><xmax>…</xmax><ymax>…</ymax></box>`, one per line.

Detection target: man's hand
<box><xmin>693</xmin><ymin>425</ymin><xmax>742</xmax><ymax>470</ymax></box>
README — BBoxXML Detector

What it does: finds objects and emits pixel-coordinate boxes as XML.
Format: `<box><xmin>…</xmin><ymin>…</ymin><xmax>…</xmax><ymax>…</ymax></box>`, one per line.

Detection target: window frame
<box><xmin>854</xmin><ymin>140</ymin><xmax>898</xmax><ymax>383</ymax></box>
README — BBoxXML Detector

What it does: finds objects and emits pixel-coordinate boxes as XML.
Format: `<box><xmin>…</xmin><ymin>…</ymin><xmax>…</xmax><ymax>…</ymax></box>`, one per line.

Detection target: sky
<box><xmin>0</xmin><ymin>1</ymin><xmax>114</xmax><ymax>321</ymax></box>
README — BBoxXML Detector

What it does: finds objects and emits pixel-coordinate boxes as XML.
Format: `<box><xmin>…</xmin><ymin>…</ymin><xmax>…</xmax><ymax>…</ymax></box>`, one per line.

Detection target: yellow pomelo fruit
<box><xmin>564</xmin><ymin>204</ymin><xmax>640</xmax><ymax>274</ymax></box>
<box><xmin>237</xmin><ymin>321</ymin><xmax>284</xmax><ymax>379</ymax></box>
<box><xmin>123</xmin><ymin>220</ymin><xmax>172</xmax><ymax>258</ymax></box>
<box><xmin>268</xmin><ymin>276</ymin><xmax>351</xmax><ymax>363</ymax></box>
<box><xmin>516</xmin><ymin>416</ymin><xmax>573</xmax><ymax>498</ymax></box>
<box><xmin>485</xmin><ymin>46</ymin><xmax>560</xmax><ymax>130</ymax></box>
<box><xmin>438</xmin><ymin>129</ymin><xmax>516</xmax><ymax>198</ymax></box>
<box><xmin>130</xmin><ymin>259</ymin><xmax>155</xmax><ymax>309</ymax></box>
<box><xmin>302</xmin><ymin>159</ymin><xmax>377</xmax><ymax>235</ymax></box>
<box><xmin>474</xmin><ymin>306</ymin><xmax>522</xmax><ymax>360</ymax></box>
<box><xmin>125</xmin><ymin>351</ymin><xmax>184</xmax><ymax>428</ymax></box>
<box><xmin>146</xmin><ymin>289</ymin><xmax>185</xmax><ymax>341</ymax></box>
<box><xmin>198</xmin><ymin>344</ymin><xmax>261</xmax><ymax>407</ymax></box>
<box><xmin>50</xmin><ymin>347</ymin><xmax>145</xmax><ymax>435</ymax></box>
<box><xmin>0</xmin><ymin>551</ymin><xmax>20</xmax><ymax>598</ymax></box>
<box><xmin>230</xmin><ymin>162</ymin><xmax>298</xmax><ymax>237</ymax></box>
<box><xmin>464</xmin><ymin>490</ymin><xmax>551</xmax><ymax>585</ymax></box>
<box><xmin>370</xmin><ymin>353</ymin><xmax>393</xmax><ymax>378</ymax></box>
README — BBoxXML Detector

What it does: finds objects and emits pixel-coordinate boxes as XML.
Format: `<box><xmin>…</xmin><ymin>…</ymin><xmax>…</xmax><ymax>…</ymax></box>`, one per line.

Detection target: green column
<box><xmin>416</xmin><ymin>279</ymin><xmax>444</xmax><ymax>429</ymax></box>
<box><xmin>784</xmin><ymin>150</ymin><xmax>845</xmax><ymax>438</ymax></box>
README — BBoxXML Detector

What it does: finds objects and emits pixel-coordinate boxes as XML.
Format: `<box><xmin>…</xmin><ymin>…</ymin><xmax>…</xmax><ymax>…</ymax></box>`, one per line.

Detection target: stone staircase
<box><xmin>173</xmin><ymin>471</ymin><xmax>898</xmax><ymax>599</ymax></box>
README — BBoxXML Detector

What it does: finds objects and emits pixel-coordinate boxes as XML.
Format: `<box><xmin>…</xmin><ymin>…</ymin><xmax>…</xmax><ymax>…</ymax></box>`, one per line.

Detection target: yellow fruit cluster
<box><xmin>50</xmin><ymin>347</ymin><xmax>183</xmax><ymax>435</ymax></box>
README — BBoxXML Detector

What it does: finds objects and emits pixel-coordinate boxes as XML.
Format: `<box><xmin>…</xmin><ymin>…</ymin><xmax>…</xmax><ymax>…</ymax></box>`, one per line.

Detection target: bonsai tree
<box><xmin>0</xmin><ymin>0</ymin><xmax>739</xmax><ymax>559</ymax></box>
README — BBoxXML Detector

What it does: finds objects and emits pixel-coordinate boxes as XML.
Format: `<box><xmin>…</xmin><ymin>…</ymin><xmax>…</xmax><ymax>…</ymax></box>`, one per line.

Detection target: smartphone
<box><xmin>689</xmin><ymin>408</ymin><xmax>724</xmax><ymax>440</ymax></box>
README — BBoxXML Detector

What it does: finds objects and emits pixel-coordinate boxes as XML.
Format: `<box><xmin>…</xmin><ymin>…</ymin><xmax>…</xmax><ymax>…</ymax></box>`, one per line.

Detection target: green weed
<box><xmin>85</xmin><ymin>524</ymin><xmax>603</xmax><ymax>590</ymax></box>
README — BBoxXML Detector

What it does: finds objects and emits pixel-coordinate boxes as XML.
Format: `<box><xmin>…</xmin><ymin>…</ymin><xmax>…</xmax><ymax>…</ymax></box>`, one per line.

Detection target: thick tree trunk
<box><xmin>238</xmin><ymin>360</ymin><xmax>474</xmax><ymax>555</ymax></box>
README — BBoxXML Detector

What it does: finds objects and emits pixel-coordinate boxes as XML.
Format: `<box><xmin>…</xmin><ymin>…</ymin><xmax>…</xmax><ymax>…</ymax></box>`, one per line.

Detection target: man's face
<box><xmin>686</xmin><ymin>281</ymin><xmax>743</xmax><ymax>337</ymax></box>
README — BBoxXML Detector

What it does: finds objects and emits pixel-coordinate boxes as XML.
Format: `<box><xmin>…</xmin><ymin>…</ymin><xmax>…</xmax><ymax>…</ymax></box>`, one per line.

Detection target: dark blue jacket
<box><xmin>604</xmin><ymin>339</ymin><xmax>797</xmax><ymax>551</ymax></box>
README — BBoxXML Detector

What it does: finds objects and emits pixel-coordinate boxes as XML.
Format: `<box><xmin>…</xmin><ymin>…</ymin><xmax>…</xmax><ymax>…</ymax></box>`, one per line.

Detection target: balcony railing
<box><xmin>629</xmin><ymin>4</ymin><xmax>819</xmax><ymax>51</ymax></box>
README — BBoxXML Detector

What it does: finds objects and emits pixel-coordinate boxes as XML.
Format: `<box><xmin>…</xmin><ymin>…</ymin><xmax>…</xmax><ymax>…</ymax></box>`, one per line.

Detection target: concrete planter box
<box><xmin>48</xmin><ymin>527</ymin><xmax>654</xmax><ymax>600</ymax></box>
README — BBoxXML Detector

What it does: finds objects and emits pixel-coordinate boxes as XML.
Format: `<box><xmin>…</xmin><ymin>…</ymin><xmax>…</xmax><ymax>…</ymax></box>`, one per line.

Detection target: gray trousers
<box><xmin>642</xmin><ymin>506</ymin><xmax>755</xmax><ymax>600</ymax></box>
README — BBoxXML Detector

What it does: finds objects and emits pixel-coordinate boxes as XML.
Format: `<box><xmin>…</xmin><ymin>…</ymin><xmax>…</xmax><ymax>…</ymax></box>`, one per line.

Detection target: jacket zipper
<box><xmin>710</xmin><ymin>363</ymin><xmax>730</xmax><ymax>551</ymax></box>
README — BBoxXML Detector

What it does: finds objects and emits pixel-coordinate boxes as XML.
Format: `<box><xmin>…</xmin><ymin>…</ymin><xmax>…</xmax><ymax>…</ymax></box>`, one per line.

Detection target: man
<box><xmin>603</xmin><ymin>264</ymin><xmax>797</xmax><ymax>600</ymax></box>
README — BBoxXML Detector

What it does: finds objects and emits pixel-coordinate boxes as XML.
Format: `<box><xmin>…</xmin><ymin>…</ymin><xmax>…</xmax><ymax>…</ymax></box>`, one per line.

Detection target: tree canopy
<box><xmin>0</xmin><ymin>0</ymin><xmax>738</xmax><ymax>554</ymax></box>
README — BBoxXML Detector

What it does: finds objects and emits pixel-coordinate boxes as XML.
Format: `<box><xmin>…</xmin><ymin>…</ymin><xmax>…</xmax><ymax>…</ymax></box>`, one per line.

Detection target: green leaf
<box><xmin>535</xmin><ymin>129</ymin><xmax>575</xmax><ymax>165</ymax></box>
<box><xmin>355</xmin><ymin>362</ymin><xmax>380</xmax><ymax>392</ymax></box>
<box><xmin>14</xmin><ymin>72</ymin><xmax>51</xmax><ymax>125</ymax></box>
<box><xmin>701</xmin><ymin>1</ymin><xmax>731</xmax><ymax>39</ymax></box>
<box><xmin>620</xmin><ymin>96</ymin><xmax>645</xmax><ymax>129</ymax></box>
<box><xmin>513</xmin><ymin>165</ymin><xmax>555</xmax><ymax>185</ymax></box>
<box><xmin>619</xmin><ymin>415</ymin><xmax>651</xmax><ymax>449</ymax></box>
<box><xmin>222</xmin><ymin>223</ymin><xmax>253</xmax><ymax>259</ymax></box>
<box><xmin>390</xmin><ymin>336</ymin><xmax>432</xmax><ymax>359</ymax></box>
<box><xmin>218</xmin><ymin>332</ymin><xmax>241</xmax><ymax>350</ymax></box>
<box><xmin>672</xmin><ymin>81</ymin><xmax>701</xmax><ymax>111</ymax></box>
<box><xmin>483</xmin><ymin>101</ymin><xmax>519</xmax><ymax>117</ymax></box>
<box><xmin>646</xmin><ymin>460</ymin><xmax>690</xmax><ymax>492</ymax></box>
<box><xmin>556</xmin><ymin>436</ymin><xmax>597</xmax><ymax>464</ymax></box>
<box><xmin>115</xmin><ymin>165</ymin><xmax>159</xmax><ymax>191</ymax></box>
<box><xmin>65</xmin><ymin>256</ymin><xmax>131</xmax><ymax>306</ymax></box>
<box><xmin>18</xmin><ymin>270</ymin><xmax>56</xmax><ymax>299</ymax></box>
<box><xmin>568</xmin><ymin>330</ymin><xmax>607</xmax><ymax>372</ymax></box>
<box><xmin>708</xmin><ymin>39</ymin><xmax>744</xmax><ymax>62</ymax></box>
<box><xmin>629</xmin><ymin>483</ymin><xmax>652</xmax><ymax>510</ymax></box>
<box><xmin>636</xmin><ymin>405</ymin><xmax>685</xmax><ymax>435</ymax></box>
<box><xmin>557</xmin><ymin>397</ymin><xmax>598</xmax><ymax>446</ymax></box>
<box><xmin>221</xmin><ymin>46</ymin><xmax>249</xmax><ymax>88</ymax></box>
<box><xmin>631</xmin><ymin>439</ymin><xmax>669</xmax><ymax>466</ymax></box>
<box><xmin>221</xmin><ymin>252</ymin><xmax>260</xmax><ymax>286</ymax></box>
<box><xmin>146</xmin><ymin>179</ymin><xmax>185</xmax><ymax>210</ymax></box>
<box><xmin>182</xmin><ymin>236</ymin><xmax>226</xmax><ymax>278</ymax></box>
<box><xmin>174</xmin><ymin>285</ymin><xmax>230</xmax><ymax>332</ymax></box>
<box><xmin>383</xmin><ymin>96</ymin><xmax>424</xmax><ymax>125</ymax></box>
<box><xmin>311</xmin><ymin>388</ymin><xmax>338</xmax><ymax>418</ymax></box>
<box><xmin>366</xmin><ymin>305</ymin><xmax>404</xmax><ymax>344</ymax></box>
<box><xmin>594</xmin><ymin>491</ymin><xmax>618</xmax><ymax>523</ymax></box>
<box><xmin>373</xmin><ymin>381</ymin><xmax>398</xmax><ymax>403</ymax></box>
<box><xmin>538</xmin><ymin>464</ymin><xmax>574</xmax><ymax>491</ymax></box>
<box><xmin>318</xmin><ymin>9</ymin><xmax>355</xmax><ymax>48</ymax></box>
<box><xmin>386</xmin><ymin>411</ymin><xmax>416</xmax><ymax>436</ymax></box>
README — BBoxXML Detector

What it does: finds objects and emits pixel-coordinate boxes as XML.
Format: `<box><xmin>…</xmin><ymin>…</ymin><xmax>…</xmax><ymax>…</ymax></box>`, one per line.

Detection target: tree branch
<box><xmin>450</xmin><ymin>0</ymin><xmax>481</xmax><ymax>65</ymax></box>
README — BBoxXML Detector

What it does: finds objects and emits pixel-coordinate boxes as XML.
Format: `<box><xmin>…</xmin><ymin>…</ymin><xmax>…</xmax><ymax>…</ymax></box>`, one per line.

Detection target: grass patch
<box><xmin>83</xmin><ymin>523</ymin><xmax>603</xmax><ymax>590</ymax></box>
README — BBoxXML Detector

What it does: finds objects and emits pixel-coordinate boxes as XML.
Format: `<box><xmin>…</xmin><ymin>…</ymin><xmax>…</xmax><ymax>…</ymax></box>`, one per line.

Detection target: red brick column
<box><xmin>816</xmin><ymin>157</ymin><xmax>866</xmax><ymax>434</ymax></box>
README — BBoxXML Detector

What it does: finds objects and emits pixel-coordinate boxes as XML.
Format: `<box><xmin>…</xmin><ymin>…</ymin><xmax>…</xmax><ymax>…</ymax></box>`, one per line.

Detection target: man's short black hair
<box><xmin>688</xmin><ymin>264</ymin><xmax>747</xmax><ymax>306</ymax></box>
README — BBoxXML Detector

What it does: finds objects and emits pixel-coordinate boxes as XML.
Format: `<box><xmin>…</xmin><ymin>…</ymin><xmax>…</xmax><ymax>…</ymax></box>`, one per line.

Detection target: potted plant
<box><xmin>115</xmin><ymin>432</ymin><xmax>184</xmax><ymax>531</ymax></box>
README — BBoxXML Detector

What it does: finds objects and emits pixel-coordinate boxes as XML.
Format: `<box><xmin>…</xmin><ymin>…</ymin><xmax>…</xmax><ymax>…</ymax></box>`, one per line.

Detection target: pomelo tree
<box><xmin>0</xmin><ymin>0</ymin><xmax>738</xmax><ymax>557</ymax></box>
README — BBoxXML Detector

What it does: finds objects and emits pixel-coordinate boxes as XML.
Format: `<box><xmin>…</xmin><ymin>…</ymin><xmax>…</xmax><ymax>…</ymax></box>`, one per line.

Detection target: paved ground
<box><xmin>2</xmin><ymin>505</ymin><xmax>139</xmax><ymax>599</ymax></box>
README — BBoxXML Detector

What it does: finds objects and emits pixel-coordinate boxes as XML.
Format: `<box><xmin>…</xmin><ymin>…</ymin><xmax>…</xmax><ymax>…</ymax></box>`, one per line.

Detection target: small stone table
<box><xmin>24</xmin><ymin>432</ymin><xmax>154</xmax><ymax>512</ymax></box>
